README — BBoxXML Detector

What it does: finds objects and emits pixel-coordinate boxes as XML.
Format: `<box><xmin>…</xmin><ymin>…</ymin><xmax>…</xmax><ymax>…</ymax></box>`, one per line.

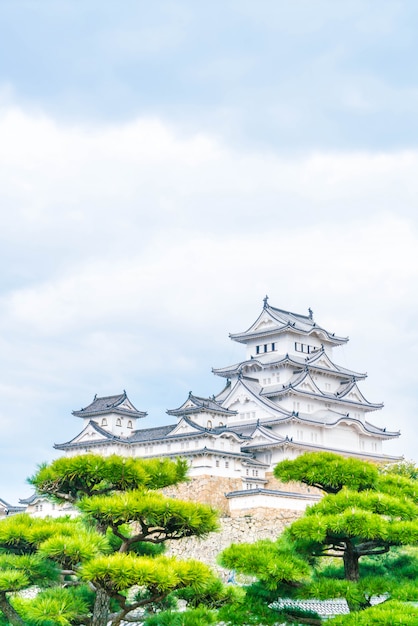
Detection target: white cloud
<box><xmin>0</xmin><ymin>106</ymin><xmax>417</xmax><ymax>503</ymax></box>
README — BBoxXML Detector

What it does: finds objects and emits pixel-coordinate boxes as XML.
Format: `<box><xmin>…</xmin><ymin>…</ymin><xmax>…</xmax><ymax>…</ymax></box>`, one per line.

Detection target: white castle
<box><xmin>51</xmin><ymin>298</ymin><xmax>400</xmax><ymax>514</ymax></box>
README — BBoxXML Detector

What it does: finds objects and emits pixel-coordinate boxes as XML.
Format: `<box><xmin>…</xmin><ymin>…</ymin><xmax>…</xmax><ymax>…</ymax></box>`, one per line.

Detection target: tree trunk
<box><xmin>0</xmin><ymin>591</ymin><xmax>26</xmax><ymax>626</ymax></box>
<box><xmin>343</xmin><ymin>541</ymin><xmax>359</xmax><ymax>582</ymax></box>
<box><xmin>91</xmin><ymin>588</ymin><xmax>110</xmax><ymax>626</ymax></box>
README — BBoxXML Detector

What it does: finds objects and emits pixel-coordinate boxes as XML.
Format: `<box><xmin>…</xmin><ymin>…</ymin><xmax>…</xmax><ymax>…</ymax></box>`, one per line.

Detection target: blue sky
<box><xmin>1</xmin><ymin>1</ymin><xmax>417</xmax><ymax>504</ymax></box>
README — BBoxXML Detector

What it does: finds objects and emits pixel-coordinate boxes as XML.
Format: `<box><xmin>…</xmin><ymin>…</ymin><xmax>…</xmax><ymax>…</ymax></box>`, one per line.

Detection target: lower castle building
<box><xmin>54</xmin><ymin>299</ymin><xmax>400</xmax><ymax>513</ymax></box>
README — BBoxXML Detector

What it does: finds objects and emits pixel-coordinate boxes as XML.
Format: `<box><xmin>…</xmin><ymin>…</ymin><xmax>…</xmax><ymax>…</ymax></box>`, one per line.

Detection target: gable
<box><xmin>300</xmin><ymin>381</ymin><xmax>316</xmax><ymax>393</ymax></box>
<box><xmin>315</xmin><ymin>357</ymin><xmax>332</xmax><ymax>369</ymax></box>
<box><xmin>69</xmin><ymin>424</ymin><xmax>111</xmax><ymax>445</ymax></box>
<box><xmin>253</xmin><ymin>316</ymin><xmax>276</xmax><ymax>332</ymax></box>
<box><xmin>169</xmin><ymin>419</ymin><xmax>200</xmax><ymax>437</ymax></box>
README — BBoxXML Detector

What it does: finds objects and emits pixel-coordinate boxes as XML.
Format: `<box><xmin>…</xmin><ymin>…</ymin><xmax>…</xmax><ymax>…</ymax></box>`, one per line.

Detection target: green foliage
<box><xmin>144</xmin><ymin>605</ymin><xmax>217</xmax><ymax>626</ymax></box>
<box><xmin>38</xmin><ymin>528</ymin><xmax>109</xmax><ymax>569</ymax></box>
<box><xmin>0</xmin><ymin>454</ymin><xmax>221</xmax><ymax>626</ymax></box>
<box><xmin>106</xmin><ymin>525</ymin><xmax>165</xmax><ymax>556</ymax></box>
<box><xmin>221</xmin><ymin>453</ymin><xmax>418</xmax><ymax>624</ymax></box>
<box><xmin>78</xmin><ymin>489</ymin><xmax>219</xmax><ymax>543</ymax></box>
<box><xmin>29</xmin><ymin>454</ymin><xmax>189</xmax><ymax>501</ymax></box>
<box><xmin>328</xmin><ymin>600</ymin><xmax>418</xmax><ymax>625</ymax></box>
<box><xmin>274</xmin><ymin>452</ymin><xmax>379</xmax><ymax>494</ymax></box>
<box><xmin>176</xmin><ymin>573</ymin><xmax>239</xmax><ymax>608</ymax></box>
<box><xmin>13</xmin><ymin>586</ymin><xmax>90</xmax><ymax>626</ymax></box>
<box><xmin>219</xmin><ymin>538</ymin><xmax>310</xmax><ymax>589</ymax></box>
<box><xmin>216</xmin><ymin>590</ymin><xmax>279</xmax><ymax>625</ymax></box>
<box><xmin>80</xmin><ymin>553</ymin><xmax>211</xmax><ymax>594</ymax></box>
<box><xmin>380</xmin><ymin>460</ymin><xmax>418</xmax><ymax>481</ymax></box>
<box><xmin>377</xmin><ymin>473</ymin><xmax>418</xmax><ymax>504</ymax></box>
<box><xmin>0</xmin><ymin>553</ymin><xmax>58</xmax><ymax>591</ymax></box>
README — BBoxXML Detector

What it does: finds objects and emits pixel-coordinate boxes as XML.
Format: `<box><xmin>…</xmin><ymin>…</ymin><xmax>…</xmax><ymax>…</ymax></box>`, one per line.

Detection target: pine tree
<box><xmin>220</xmin><ymin>452</ymin><xmax>418</xmax><ymax>623</ymax></box>
<box><xmin>0</xmin><ymin>454</ymin><xmax>220</xmax><ymax>626</ymax></box>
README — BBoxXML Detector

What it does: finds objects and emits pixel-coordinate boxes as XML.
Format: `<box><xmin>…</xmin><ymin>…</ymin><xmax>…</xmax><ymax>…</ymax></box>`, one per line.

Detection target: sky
<box><xmin>1</xmin><ymin>1</ymin><xmax>417</xmax><ymax>504</ymax></box>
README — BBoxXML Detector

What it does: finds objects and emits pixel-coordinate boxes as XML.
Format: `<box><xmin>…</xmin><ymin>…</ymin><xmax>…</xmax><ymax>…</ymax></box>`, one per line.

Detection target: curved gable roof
<box><xmin>167</xmin><ymin>392</ymin><xmax>237</xmax><ymax>417</ymax></box>
<box><xmin>73</xmin><ymin>391</ymin><xmax>147</xmax><ymax>418</ymax></box>
<box><xmin>229</xmin><ymin>299</ymin><xmax>348</xmax><ymax>346</ymax></box>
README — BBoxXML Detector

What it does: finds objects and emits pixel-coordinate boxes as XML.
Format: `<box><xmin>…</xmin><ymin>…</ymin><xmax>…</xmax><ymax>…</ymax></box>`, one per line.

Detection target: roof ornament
<box><xmin>308</xmin><ymin>307</ymin><xmax>313</xmax><ymax>320</ymax></box>
<box><xmin>188</xmin><ymin>391</ymin><xmax>193</xmax><ymax>398</ymax></box>
<box><xmin>263</xmin><ymin>294</ymin><xmax>269</xmax><ymax>308</ymax></box>
<box><xmin>94</xmin><ymin>394</ymin><xmax>97</xmax><ymax>400</ymax></box>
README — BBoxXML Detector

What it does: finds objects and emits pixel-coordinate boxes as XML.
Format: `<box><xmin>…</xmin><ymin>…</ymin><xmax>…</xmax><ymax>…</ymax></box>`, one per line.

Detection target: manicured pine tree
<box><xmin>0</xmin><ymin>454</ymin><xmax>220</xmax><ymax>626</ymax></box>
<box><xmin>220</xmin><ymin>452</ymin><xmax>418</xmax><ymax>623</ymax></box>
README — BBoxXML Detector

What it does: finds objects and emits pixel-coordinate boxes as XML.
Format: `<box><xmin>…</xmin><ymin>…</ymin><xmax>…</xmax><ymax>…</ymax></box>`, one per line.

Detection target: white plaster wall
<box><xmin>228</xmin><ymin>493</ymin><xmax>317</xmax><ymax>512</ymax></box>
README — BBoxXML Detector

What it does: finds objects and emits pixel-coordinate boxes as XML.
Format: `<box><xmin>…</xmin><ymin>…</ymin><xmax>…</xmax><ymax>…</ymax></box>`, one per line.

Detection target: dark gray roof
<box><xmin>228</xmin><ymin>376</ymin><xmax>293</xmax><ymax>417</ymax></box>
<box><xmin>230</xmin><ymin>301</ymin><xmax>348</xmax><ymax>346</ymax></box>
<box><xmin>127</xmin><ymin>424</ymin><xmax>175</xmax><ymax>443</ymax></box>
<box><xmin>167</xmin><ymin>392</ymin><xmax>237</xmax><ymax>417</ymax></box>
<box><xmin>261</xmin><ymin>369</ymin><xmax>383</xmax><ymax>411</ymax></box>
<box><xmin>0</xmin><ymin>497</ymin><xmax>25</xmax><ymax>514</ymax></box>
<box><xmin>72</xmin><ymin>391</ymin><xmax>147</xmax><ymax>418</ymax></box>
<box><xmin>225</xmin><ymin>488</ymin><xmax>321</xmax><ymax>501</ymax></box>
<box><xmin>271</xmin><ymin>596</ymin><xmax>388</xmax><ymax>617</ymax></box>
<box><xmin>54</xmin><ymin>420</ymin><xmax>126</xmax><ymax>450</ymax></box>
<box><xmin>213</xmin><ymin>350</ymin><xmax>366</xmax><ymax>380</ymax></box>
<box><xmin>245</xmin><ymin>437</ymin><xmax>402</xmax><ymax>461</ymax></box>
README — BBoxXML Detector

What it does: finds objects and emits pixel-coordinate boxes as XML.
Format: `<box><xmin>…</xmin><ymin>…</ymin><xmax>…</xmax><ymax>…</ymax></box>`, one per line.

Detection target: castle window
<box><xmin>216</xmin><ymin>460</ymin><xmax>220</xmax><ymax>467</ymax></box>
<box><xmin>127</xmin><ymin>420</ymin><xmax>133</xmax><ymax>429</ymax></box>
<box><xmin>116</xmin><ymin>418</ymin><xmax>122</xmax><ymax>427</ymax></box>
<box><xmin>207</xmin><ymin>420</ymin><xmax>212</xmax><ymax>429</ymax></box>
<box><xmin>219</xmin><ymin>422</ymin><xmax>224</xmax><ymax>427</ymax></box>
<box><xmin>271</xmin><ymin>343</ymin><xmax>275</xmax><ymax>351</ymax></box>
<box><xmin>101</xmin><ymin>418</ymin><xmax>107</xmax><ymax>427</ymax></box>
<box><xmin>256</xmin><ymin>345</ymin><xmax>260</xmax><ymax>354</ymax></box>
<box><xmin>295</xmin><ymin>342</ymin><xmax>317</xmax><ymax>354</ymax></box>
<box><xmin>264</xmin><ymin>344</ymin><xmax>268</xmax><ymax>352</ymax></box>
<box><xmin>225</xmin><ymin>461</ymin><xmax>229</xmax><ymax>468</ymax></box>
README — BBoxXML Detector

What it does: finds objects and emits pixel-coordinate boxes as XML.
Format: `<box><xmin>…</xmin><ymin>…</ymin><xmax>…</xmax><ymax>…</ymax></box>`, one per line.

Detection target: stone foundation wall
<box><xmin>166</xmin><ymin>509</ymin><xmax>302</xmax><ymax>572</ymax></box>
<box><xmin>163</xmin><ymin>474</ymin><xmax>309</xmax><ymax>572</ymax></box>
<box><xmin>163</xmin><ymin>475</ymin><xmax>242</xmax><ymax>514</ymax></box>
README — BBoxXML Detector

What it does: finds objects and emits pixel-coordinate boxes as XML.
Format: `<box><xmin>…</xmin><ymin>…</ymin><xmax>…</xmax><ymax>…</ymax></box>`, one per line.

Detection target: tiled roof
<box><xmin>230</xmin><ymin>300</ymin><xmax>348</xmax><ymax>346</ymax></box>
<box><xmin>127</xmin><ymin>424</ymin><xmax>175</xmax><ymax>443</ymax></box>
<box><xmin>73</xmin><ymin>391</ymin><xmax>147</xmax><ymax>418</ymax></box>
<box><xmin>213</xmin><ymin>351</ymin><xmax>366</xmax><ymax>380</ymax></box>
<box><xmin>272</xmin><ymin>598</ymin><xmax>350</xmax><ymax>617</ymax></box>
<box><xmin>167</xmin><ymin>392</ymin><xmax>236</xmax><ymax>416</ymax></box>
<box><xmin>0</xmin><ymin>497</ymin><xmax>25</xmax><ymax>514</ymax></box>
<box><xmin>271</xmin><ymin>595</ymin><xmax>388</xmax><ymax>617</ymax></box>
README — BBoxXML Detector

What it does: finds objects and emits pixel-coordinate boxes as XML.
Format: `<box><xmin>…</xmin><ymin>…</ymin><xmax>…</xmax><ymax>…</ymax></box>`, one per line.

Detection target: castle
<box><xmin>48</xmin><ymin>298</ymin><xmax>400</xmax><ymax>515</ymax></box>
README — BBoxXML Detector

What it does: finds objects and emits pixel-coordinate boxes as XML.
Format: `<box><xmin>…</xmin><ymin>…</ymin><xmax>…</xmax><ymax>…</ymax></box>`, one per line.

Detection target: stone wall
<box><xmin>163</xmin><ymin>474</ymin><xmax>310</xmax><ymax>572</ymax></box>
<box><xmin>166</xmin><ymin>509</ymin><xmax>302</xmax><ymax>573</ymax></box>
<box><xmin>163</xmin><ymin>474</ymin><xmax>243</xmax><ymax>514</ymax></box>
